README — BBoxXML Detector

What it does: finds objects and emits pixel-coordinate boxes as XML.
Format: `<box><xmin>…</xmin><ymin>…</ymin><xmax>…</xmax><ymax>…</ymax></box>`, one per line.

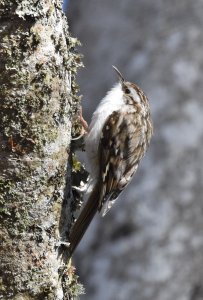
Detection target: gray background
<box><xmin>67</xmin><ymin>1</ymin><xmax>203</xmax><ymax>299</ymax></box>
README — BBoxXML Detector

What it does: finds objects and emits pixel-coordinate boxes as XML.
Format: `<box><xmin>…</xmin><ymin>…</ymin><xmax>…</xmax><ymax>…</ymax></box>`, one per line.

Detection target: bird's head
<box><xmin>112</xmin><ymin>65</ymin><xmax>146</xmax><ymax>105</ymax></box>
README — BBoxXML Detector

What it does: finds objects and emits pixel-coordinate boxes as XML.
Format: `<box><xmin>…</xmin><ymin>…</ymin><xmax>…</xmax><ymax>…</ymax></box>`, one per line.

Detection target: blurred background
<box><xmin>65</xmin><ymin>1</ymin><xmax>203</xmax><ymax>299</ymax></box>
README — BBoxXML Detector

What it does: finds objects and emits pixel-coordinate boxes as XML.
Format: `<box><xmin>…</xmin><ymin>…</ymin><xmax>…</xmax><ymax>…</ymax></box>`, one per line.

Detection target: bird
<box><xmin>69</xmin><ymin>66</ymin><xmax>153</xmax><ymax>256</ymax></box>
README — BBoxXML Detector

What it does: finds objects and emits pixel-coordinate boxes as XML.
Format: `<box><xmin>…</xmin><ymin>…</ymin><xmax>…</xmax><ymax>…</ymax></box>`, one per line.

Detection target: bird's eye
<box><xmin>125</xmin><ymin>88</ymin><xmax>130</xmax><ymax>94</ymax></box>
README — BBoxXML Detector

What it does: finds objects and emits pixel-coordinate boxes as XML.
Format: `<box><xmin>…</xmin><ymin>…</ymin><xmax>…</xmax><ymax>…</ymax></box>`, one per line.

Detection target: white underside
<box><xmin>85</xmin><ymin>83</ymin><xmax>124</xmax><ymax>178</ymax></box>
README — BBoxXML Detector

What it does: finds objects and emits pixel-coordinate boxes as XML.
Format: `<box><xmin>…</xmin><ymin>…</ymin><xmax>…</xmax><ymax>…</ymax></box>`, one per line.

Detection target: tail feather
<box><xmin>69</xmin><ymin>183</ymin><xmax>100</xmax><ymax>256</ymax></box>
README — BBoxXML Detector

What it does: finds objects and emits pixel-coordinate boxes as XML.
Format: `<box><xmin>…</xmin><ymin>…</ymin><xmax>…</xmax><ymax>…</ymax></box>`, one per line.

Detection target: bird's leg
<box><xmin>72</xmin><ymin>106</ymin><xmax>88</xmax><ymax>141</ymax></box>
<box><xmin>79</xmin><ymin>106</ymin><xmax>88</xmax><ymax>133</ymax></box>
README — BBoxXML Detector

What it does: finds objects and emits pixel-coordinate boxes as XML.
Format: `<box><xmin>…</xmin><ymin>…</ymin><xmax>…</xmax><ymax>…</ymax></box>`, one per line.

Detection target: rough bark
<box><xmin>0</xmin><ymin>1</ymin><xmax>83</xmax><ymax>299</ymax></box>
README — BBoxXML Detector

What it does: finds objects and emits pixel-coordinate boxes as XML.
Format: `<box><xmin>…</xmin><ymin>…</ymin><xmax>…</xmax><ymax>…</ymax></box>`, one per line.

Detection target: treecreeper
<box><xmin>69</xmin><ymin>66</ymin><xmax>153</xmax><ymax>255</ymax></box>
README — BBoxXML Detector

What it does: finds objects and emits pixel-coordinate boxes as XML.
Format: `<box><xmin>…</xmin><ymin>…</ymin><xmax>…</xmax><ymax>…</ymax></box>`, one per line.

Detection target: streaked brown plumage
<box><xmin>69</xmin><ymin>66</ymin><xmax>153</xmax><ymax>256</ymax></box>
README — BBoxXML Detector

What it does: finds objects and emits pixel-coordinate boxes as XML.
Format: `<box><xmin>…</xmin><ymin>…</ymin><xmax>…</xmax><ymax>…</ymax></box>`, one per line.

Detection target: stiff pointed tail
<box><xmin>69</xmin><ymin>183</ymin><xmax>100</xmax><ymax>256</ymax></box>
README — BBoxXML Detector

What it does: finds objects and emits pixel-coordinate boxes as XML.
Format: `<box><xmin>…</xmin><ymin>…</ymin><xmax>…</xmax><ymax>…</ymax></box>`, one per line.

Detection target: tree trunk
<box><xmin>0</xmin><ymin>1</ymin><xmax>83</xmax><ymax>299</ymax></box>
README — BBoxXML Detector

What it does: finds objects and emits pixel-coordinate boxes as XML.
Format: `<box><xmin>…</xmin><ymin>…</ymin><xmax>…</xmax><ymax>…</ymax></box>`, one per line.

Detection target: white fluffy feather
<box><xmin>85</xmin><ymin>83</ymin><xmax>124</xmax><ymax>178</ymax></box>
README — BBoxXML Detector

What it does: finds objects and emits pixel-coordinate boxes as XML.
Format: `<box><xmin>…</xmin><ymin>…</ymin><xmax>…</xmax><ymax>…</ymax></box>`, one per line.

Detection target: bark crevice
<box><xmin>0</xmin><ymin>1</ymin><xmax>83</xmax><ymax>299</ymax></box>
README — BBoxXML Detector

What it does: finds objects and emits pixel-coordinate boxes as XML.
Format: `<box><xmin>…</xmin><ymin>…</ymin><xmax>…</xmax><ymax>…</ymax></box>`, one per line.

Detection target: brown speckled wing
<box><xmin>98</xmin><ymin>109</ymin><xmax>146</xmax><ymax>215</ymax></box>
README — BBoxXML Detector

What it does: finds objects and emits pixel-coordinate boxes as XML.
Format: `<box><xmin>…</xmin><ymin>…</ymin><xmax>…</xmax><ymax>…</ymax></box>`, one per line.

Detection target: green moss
<box><xmin>62</xmin><ymin>264</ymin><xmax>85</xmax><ymax>299</ymax></box>
<box><xmin>72</xmin><ymin>154</ymin><xmax>82</xmax><ymax>172</ymax></box>
<box><xmin>0</xmin><ymin>1</ymin><xmax>86</xmax><ymax>298</ymax></box>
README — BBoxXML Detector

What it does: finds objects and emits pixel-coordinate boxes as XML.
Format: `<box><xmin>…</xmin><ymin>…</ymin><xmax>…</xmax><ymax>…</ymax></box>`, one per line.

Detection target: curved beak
<box><xmin>112</xmin><ymin>65</ymin><xmax>125</xmax><ymax>83</ymax></box>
